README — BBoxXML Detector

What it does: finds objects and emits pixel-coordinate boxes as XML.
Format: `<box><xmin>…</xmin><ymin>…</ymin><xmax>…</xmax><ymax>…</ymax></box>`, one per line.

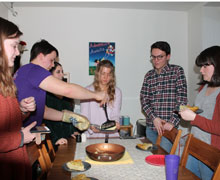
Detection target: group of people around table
<box><xmin>0</xmin><ymin>17</ymin><xmax>220</xmax><ymax>180</ymax></box>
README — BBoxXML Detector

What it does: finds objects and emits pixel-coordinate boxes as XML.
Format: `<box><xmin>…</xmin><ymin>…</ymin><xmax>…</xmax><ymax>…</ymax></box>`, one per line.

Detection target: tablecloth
<box><xmin>73</xmin><ymin>138</ymin><xmax>166</xmax><ymax>180</ymax></box>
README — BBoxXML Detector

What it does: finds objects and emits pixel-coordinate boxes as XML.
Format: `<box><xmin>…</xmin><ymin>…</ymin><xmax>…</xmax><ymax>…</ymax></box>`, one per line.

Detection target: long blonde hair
<box><xmin>93</xmin><ymin>60</ymin><xmax>116</xmax><ymax>104</ymax></box>
<box><xmin>0</xmin><ymin>17</ymin><xmax>22</xmax><ymax>97</ymax></box>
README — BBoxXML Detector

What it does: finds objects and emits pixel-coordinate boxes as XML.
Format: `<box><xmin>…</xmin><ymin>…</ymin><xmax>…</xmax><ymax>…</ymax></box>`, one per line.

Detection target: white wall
<box><xmin>188</xmin><ymin>5</ymin><xmax>220</xmax><ymax>106</ymax></box>
<box><xmin>188</xmin><ymin>4</ymin><xmax>203</xmax><ymax>106</ymax></box>
<box><xmin>203</xmin><ymin>7</ymin><xmax>220</xmax><ymax>49</ymax></box>
<box><xmin>9</xmin><ymin>6</ymin><xmax>188</xmax><ymax>126</ymax></box>
<box><xmin>0</xmin><ymin>3</ymin><xmax>8</xmax><ymax>18</ymax></box>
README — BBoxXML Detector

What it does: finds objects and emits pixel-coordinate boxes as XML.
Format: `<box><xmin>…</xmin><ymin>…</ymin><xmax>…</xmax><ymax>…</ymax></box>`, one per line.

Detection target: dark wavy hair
<box><xmin>0</xmin><ymin>17</ymin><xmax>22</xmax><ymax>97</ymax></box>
<box><xmin>50</xmin><ymin>61</ymin><xmax>62</xmax><ymax>73</ymax></box>
<box><xmin>49</xmin><ymin>61</ymin><xmax>66</xmax><ymax>82</ymax></box>
<box><xmin>196</xmin><ymin>46</ymin><xmax>220</xmax><ymax>87</ymax></box>
<box><xmin>93</xmin><ymin>60</ymin><xmax>116</xmax><ymax>104</ymax></box>
<box><xmin>151</xmin><ymin>41</ymin><xmax>171</xmax><ymax>55</ymax></box>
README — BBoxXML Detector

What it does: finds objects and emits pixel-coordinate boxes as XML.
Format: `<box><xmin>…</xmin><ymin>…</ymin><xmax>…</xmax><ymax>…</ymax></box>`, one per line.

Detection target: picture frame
<box><xmin>89</xmin><ymin>42</ymin><xmax>115</xmax><ymax>75</ymax></box>
<box><xmin>63</xmin><ymin>72</ymin><xmax>70</xmax><ymax>83</ymax></box>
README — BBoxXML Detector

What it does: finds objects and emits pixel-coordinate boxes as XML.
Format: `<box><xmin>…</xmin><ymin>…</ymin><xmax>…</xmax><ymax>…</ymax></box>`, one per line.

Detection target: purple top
<box><xmin>80</xmin><ymin>84</ymin><xmax>122</xmax><ymax>138</ymax></box>
<box><xmin>14</xmin><ymin>63</ymin><xmax>51</xmax><ymax>126</ymax></box>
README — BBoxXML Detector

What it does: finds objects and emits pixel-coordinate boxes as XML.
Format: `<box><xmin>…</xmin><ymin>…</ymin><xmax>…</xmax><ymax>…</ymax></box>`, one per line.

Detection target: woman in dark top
<box><xmin>43</xmin><ymin>62</ymin><xmax>79</xmax><ymax>151</ymax></box>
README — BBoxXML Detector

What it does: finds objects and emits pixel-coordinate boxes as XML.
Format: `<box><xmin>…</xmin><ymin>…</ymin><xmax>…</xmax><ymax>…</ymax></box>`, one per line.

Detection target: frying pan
<box><xmin>86</xmin><ymin>143</ymin><xmax>125</xmax><ymax>162</ymax></box>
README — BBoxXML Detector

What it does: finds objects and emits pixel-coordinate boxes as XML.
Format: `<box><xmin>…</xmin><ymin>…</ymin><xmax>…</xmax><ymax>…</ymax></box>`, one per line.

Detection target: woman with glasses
<box><xmin>179</xmin><ymin>46</ymin><xmax>220</xmax><ymax>179</ymax></box>
<box><xmin>140</xmin><ymin>41</ymin><xmax>187</xmax><ymax>153</ymax></box>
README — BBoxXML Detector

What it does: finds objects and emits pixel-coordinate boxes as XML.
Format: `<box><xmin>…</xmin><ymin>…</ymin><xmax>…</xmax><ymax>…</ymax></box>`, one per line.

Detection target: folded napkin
<box><xmin>85</xmin><ymin>151</ymin><xmax>134</xmax><ymax>165</ymax></box>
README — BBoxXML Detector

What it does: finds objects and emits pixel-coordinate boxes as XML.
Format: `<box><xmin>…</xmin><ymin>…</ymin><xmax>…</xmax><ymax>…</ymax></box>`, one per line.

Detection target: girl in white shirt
<box><xmin>80</xmin><ymin>60</ymin><xmax>122</xmax><ymax>138</ymax></box>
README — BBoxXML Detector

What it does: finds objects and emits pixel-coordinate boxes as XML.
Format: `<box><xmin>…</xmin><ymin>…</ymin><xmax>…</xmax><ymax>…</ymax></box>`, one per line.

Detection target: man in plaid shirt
<box><xmin>140</xmin><ymin>41</ymin><xmax>187</xmax><ymax>153</ymax></box>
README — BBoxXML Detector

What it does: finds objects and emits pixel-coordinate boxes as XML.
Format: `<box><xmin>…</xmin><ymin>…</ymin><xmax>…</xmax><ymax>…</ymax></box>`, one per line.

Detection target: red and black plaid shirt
<box><xmin>140</xmin><ymin>64</ymin><xmax>187</xmax><ymax>130</ymax></box>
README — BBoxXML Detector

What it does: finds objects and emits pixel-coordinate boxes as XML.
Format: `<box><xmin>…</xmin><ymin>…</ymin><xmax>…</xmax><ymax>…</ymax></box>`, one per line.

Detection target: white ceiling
<box><xmin>2</xmin><ymin>2</ymin><xmax>220</xmax><ymax>12</ymax></box>
<box><xmin>5</xmin><ymin>2</ymin><xmax>216</xmax><ymax>12</ymax></box>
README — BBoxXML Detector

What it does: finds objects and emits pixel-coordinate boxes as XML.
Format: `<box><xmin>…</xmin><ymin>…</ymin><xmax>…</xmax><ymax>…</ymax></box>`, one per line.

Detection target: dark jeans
<box><xmin>146</xmin><ymin>127</ymin><xmax>172</xmax><ymax>153</ymax></box>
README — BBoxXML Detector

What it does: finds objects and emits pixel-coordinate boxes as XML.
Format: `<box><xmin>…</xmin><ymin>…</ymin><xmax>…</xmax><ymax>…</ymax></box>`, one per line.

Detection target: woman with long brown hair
<box><xmin>0</xmin><ymin>17</ymin><xmax>36</xmax><ymax>180</ymax></box>
<box><xmin>80</xmin><ymin>60</ymin><xmax>122</xmax><ymax>138</ymax></box>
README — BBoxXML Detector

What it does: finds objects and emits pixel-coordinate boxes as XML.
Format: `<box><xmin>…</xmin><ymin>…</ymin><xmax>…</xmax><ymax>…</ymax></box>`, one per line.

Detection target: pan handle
<box><xmin>98</xmin><ymin>155</ymin><xmax>112</xmax><ymax>161</ymax></box>
<box><xmin>103</xmin><ymin>103</ymin><xmax>110</xmax><ymax>122</ymax></box>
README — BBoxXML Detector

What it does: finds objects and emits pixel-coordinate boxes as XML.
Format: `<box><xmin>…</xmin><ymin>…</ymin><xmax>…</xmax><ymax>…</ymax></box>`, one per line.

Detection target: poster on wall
<box><xmin>89</xmin><ymin>42</ymin><xmax>115</xmax><ymax>75</ymax></box>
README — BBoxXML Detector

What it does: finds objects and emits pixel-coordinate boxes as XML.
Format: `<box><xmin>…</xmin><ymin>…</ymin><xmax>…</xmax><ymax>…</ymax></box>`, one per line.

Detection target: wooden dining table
<box><xmin>47</xmin><ymin>137</ymin><xmax>198</xmax><ymax>180</ymax></box>
<box><xmin>47</xmin><ymin>138</ymin><xmax>76</xmax><ymax>180</ymax></box>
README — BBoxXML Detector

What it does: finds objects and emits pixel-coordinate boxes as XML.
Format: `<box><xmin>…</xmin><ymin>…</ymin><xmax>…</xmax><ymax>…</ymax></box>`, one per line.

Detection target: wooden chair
<box><xmin>38</xmin><ymin>142</ymin><xmax>52</xmax><ymax>172</ymax></box>
<box><xmin>26</xmin><ymin>142</ymin><xmax>48</xmax><ymax>179</ymax></box>
<box><xmin>45</xmin><ymin>134</ymin><xmax>56</xmax><ymax>162</ymax></box>
<box><xmin>27</xmin><ymin>136</ymin><xmax>54</xmax><ymax>179</ymax></box>
<box><xmin>41</xmin><ymin>124</ymin><xmax>56</xmax><ymax>162</ymax></box>
<box><xmin>180</xmin><ymin>134</ymin><xmax>220</xmax><ymax>180</ymax></box>
<box><xmin>156</xmin><ymin>127</ymin><xmax>182</xmax><ymax>154</ymax></box>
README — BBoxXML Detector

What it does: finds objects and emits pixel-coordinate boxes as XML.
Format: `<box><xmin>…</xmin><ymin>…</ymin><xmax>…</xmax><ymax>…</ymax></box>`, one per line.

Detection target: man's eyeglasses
<box><xmin>150</xmin><ymin>55</ymin><xmax>166</xmax><ymax>61</ymax></box>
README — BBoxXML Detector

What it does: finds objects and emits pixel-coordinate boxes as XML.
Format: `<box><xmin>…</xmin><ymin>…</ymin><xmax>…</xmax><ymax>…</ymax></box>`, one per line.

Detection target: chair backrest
<box><xmin>41</xmin><ymin>124</ymin><xmax>56</xmax><ymax>162</ymax></box>
<box><xmin>45</xmin><ymin>134</ymin><xmax>56</xmax><ymax>162</ymax></box>
<box><xmin>26</xmin><ymin>142</ymin><xmax>48</xmax><ymax>179</ymax></box>
<box><xmin>38</xmin><ymin>142</ymin><xmax>52</xmax><ymax>172</ymax></box>
<box><xmin>156</xmin><ymin>128</ymin><xmax>182</xmax><ymax>154</ymax></box>
<box><xmin>180</xmin><ymin>134</ymin><xmax>220</xmax><ymax>180</ymax></box>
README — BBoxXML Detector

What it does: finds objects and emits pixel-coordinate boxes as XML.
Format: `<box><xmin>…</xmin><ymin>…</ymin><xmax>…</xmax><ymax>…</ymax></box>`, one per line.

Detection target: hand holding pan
<box><xmin>101</xmin><ymin>104</ymin><xmax>116</xmax><ymax>131</ymax></box>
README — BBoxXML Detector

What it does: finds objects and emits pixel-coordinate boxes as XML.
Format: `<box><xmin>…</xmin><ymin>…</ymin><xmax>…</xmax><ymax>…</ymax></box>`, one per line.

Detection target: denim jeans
<box><xmin>146</xmin><ymin>127</ymin><xmax>172</xmax><ymax>153</ymax></box>
<box><xmin>186</xmin><ymin>155</ymin><xmax>213</xmax><ymax>180</ymax></box>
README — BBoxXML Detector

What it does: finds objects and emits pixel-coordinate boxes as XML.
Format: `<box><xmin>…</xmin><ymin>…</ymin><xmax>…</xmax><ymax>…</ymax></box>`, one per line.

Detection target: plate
<box><xmin>195</xmin><ymin>109</ymin><xmax>203</xmax><ymax>114</ymax></box>
<box><xmin>72</xmin><ymin>175</ymin><xmax>98</xmax><ymax>180</ymax></box>
<box><xmin>91</xmin><ymin>124</ymin><xmax>117</xmax><ymax>133</ymax></box>
<box><xmin>62</xmin><ymin>161</ymin><xmax>91</xmax><ymax>172</ymax></box>
<box><xmin>173</xmin><ymin>108</ymin><xmax>203</xmax><ymax>114</ymax></box>
<box><xmin>145</xmin><ymin>155</ymin><xmax>165</xmax><ymax>166</ymax></box>
<box><xmin>136</xmin><ymin>144</ymin><xmax>158</xmax><ymax>151</ymax></box>
<box><xmin>99</xmin><ymin>129</ymin><xmax>118</xmax><ymax>133</ymax></box>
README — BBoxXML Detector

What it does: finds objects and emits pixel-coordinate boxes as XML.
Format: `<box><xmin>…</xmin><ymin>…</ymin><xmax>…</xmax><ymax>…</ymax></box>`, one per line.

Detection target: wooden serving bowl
<box><xmin>86</xmin><ymin>143</ymin><xmax>125</xmax><ymax>162</ymax></box>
